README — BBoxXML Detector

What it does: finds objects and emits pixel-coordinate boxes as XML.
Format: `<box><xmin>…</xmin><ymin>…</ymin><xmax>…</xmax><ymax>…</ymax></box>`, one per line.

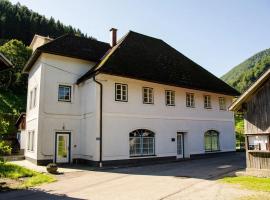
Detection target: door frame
<box><xmin>176</xmin><ymin>132</ymin><xmax>185</xmax><ymax>159</ymax></box>
<box><xmin>55</xmin><ymin>132</ymin><xmax>71</xmax><ymax>164</ymax></box>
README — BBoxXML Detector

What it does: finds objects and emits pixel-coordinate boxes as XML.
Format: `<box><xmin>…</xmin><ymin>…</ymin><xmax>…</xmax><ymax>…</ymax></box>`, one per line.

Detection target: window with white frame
<box><xmin>186</xmin><ymin>93</ymin><xmax>195</xmax><ymax>107</ymax></box>
<box><xmin>143</xmin><ymin>87</ymin><xmax>154</xmax><ymax>104</ymax></box>
<box><xmin>204</xmin><ymin>95</ymin><xmax>212</xmax><ymax>109</ymax></box>
<box><xmin>27</xmin><ymin>130</ymin><xmax>35</xmax><ymax>151</ymax></box>
<box><xmin>165</xmin><ymin>90</ymin><xmax>175</xmax><ymax>106</ymax></box>
<box><xmin>115</xmin><ymin>83</ymin><xmax>128</xmax><ymax>102</ymax></box>
<box><xmin>219</xmin><ymin>97</ymin><xmax>226</xmax><ymax>110</ymax></box>
<box><xmin>33</xmin><ymin>87</ymin><xmax>37</xmax><ymax>107</ymax></box>
<box><xmin>58</xmin><ymin>85</ymin><xmax>71</xmax><ymax>102</ymax></box>
<box><xmin>29</xmin><ymin>87</ymin><xmax>37</xmax><ymax>110</ymax></box>
<box><xmin>29</xmin><ymin>90</ymin><xmax>33</xmax><ymax>110</ymax></box>
<box><xmin>129</xmin><ymin>129</ymin><xmax>155</xmax><ymax>156</ymax></box>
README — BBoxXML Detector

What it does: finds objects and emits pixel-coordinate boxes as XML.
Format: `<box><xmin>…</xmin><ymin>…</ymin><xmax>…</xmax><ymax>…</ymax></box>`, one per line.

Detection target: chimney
<box><xmin>110</xmin><ymin>28</ymin><xmax>117</xmax><ymax>47</ymax></box>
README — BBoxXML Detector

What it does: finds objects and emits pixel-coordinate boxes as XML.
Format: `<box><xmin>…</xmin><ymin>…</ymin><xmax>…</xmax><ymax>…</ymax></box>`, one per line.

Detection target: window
<box><xmin>33</xmin><ymin>87</ymin><xmax>37</xmax><ymax>108</ymax></box>
<box><xmin>115</xmin><ymin>83</ymin><xmax>128</xmax><ymax>102</ymax></box>
<box><xmin>143</xmin><ymin>87</ymin><xmax>154</xmax><ymax>104</ymax></box>
<box><xmin>219</xmin><ymin>97</ymin><xmax>226</xmax><ymax>110</ymax></box>
<box><xmin>165</xmin><ymin>90</ymin><xmax>175</xmax><ymax>106</ymax></box>
<box><xmin>205</xmin><ymin>130</ymin><xmax>219</xmax><ymax>152</ymax></box>
<box><xmin>29</xmin><ymin>90</ymin><xmax>33</xmax><ymax>110</ymax></box>
<box><xmin>27</xmin><ymin>131</ymin><xmax>35</xmax><ymax>151</ymax></box>
<box><xmin>129</xmin><ymin>129</ymin><xmax>155</xmax><ymax>156</ymax></box>
<box><xmin>186</xmin><ymin>93</ymin><xmax>195</xmax><ymax>107</ymax></box>
<box><xmin>247</xmin><ymin>135</ymin><xmax>270</xmax><ymax>151</ymax></box>
<box><xmin>204</xmin><ymin>95</ymin><xmax>212</xmax><ymax>109</ymax></box>
<box><xmin>58</xmin><ymin>85</ymin><xmax>71</xmax><ymax>102</ymax></box>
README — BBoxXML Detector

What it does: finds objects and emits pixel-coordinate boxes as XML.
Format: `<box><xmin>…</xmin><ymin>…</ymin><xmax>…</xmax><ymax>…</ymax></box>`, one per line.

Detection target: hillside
<box><xmin>0</xmin><ymin>1</ymin><xmax>88</xmax><ymax>135</ymax></box>
<box><xmin>0</xmin><ymin>0</ymin><xmax>85</xmax><ymax>45</ymax></box>
<box><xmin>221</xmin><ymin>48</ymin><xmax>270</xmax><ymax>93</ymax></box>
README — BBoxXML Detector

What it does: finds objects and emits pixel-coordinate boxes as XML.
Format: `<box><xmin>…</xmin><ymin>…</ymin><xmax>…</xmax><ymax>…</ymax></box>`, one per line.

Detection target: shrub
<box><xmin>0</xmin><ymin>141</ymin><xmax>12</xmax><ymax>156</ymax></box>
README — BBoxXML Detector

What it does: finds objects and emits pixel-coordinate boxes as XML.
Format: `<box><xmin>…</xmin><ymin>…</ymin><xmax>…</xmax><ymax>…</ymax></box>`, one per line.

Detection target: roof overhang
<box><xmin>0</xmin><ymin>53</ymin><xmax>13</xmax><ymax>71</ymax></box>
<box><xmin>23</xmin><ymin>49</ymin><xmax>41</xmax><ymax>73</ymax></box>
<box><xmin>229</xmin><ymin>68</ymin><xmax>270</xmax><ymax>111</ymax></box>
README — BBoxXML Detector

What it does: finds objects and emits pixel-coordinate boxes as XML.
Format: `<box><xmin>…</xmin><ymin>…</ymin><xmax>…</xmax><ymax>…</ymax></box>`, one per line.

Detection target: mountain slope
<box><xmin>0</xmin><ymin>0</ymin><xmax>86</xmax><ymax>45</ymax></box>
<box><xmin>221</xmin><ymin>48</ymin><xmax>270</xmax><ymax>93</ymax></box>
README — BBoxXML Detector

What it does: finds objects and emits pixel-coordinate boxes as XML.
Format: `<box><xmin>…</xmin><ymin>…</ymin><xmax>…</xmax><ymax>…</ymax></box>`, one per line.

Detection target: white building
<box><xmin>23</xmin><ymin>29</ymin><xmax>239</xmax><ymax>166</ymax></box>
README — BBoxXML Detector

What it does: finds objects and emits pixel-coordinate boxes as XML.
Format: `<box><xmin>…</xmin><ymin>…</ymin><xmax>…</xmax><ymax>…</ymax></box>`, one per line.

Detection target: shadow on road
<box><xmin>0</xmin><ymin>189</ymin><xmax>85</xmax><ymax>200</ymax></box>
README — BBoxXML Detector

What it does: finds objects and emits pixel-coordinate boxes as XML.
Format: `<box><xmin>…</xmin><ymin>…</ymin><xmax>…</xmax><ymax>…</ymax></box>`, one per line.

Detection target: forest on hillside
<box><xmin>221</xmin><ymin>48</ymin><xmax>270</xmax><ymax>93</ymax></box>
<box><xmin>0</xmin><ymin>0</ymin><xmax>86</xmax><ymax>45</ymax></box>
<box><xmin>0</xmin><ymin>0</ymin><xmax>88</xmax><ymax>136</ymax></box>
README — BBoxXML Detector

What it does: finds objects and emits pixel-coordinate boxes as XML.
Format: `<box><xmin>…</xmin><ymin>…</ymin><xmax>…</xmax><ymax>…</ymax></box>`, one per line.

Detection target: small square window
<box><xmin>143</xmin><ymin>87</ymin><xmax>154</xmax><ymax>104</ymax></box>
<box><xmin>58</xmin><ymin>85</ymin><xmax>71</xmax><ymax>102</ymax></box>
<box><xmin>115</xmin><ymin>83</ymin><xmax>128</xmax><ymax>102</ymax></box>
<box><xmin>186</xmin><ymin>93</ymin><xmax>195</xmax><ymax>107</ymax></box>
<box><xmin>165</xmin><ymin>90</ymin><xmax>175</xmax><ymax>106</ymax></box>
<box><xmin>204</xmin><ymin>95</ymin><xmax>211</xmax><ymax>109</ymax></box>
<box><xmin>219</xmin><ymin>97</ymin><xmax>226</xmax><ymax>110</ymax></box>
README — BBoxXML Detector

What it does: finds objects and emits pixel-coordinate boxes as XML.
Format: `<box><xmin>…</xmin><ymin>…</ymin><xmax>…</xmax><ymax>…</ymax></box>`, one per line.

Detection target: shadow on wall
<box><xmin>0</xmin><ymin>189</ymin><xmax>85</xmax><ymax>200</ymax></box>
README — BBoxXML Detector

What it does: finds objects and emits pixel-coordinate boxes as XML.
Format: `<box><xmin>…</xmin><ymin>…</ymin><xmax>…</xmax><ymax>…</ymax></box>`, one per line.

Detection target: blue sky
<box><xmin>10</xmin><ymin>0</ymin><xmax>270</xmax><ymax>77</ymax></box>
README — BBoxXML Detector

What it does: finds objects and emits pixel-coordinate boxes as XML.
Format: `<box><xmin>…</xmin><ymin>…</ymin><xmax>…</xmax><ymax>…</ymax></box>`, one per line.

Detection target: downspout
<box><xmin>93</xmin><ymin>75</ymin><xmax>103</xmax><ymax>167</ymax></box>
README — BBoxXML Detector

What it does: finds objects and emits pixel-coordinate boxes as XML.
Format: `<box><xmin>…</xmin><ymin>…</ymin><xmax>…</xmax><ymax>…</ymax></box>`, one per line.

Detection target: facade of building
<box><xmin>23</xmin><ymin>29</ymin><xmax>239</xmax><ymax>166</ymax></box>
<box><xmin>230</xmin><ymin>68</ymin><xmax>270</xmax><ymax>175</ymax></box>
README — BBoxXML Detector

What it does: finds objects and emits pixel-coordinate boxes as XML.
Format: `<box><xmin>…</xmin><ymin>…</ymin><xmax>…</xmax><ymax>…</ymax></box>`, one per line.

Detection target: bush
<box><xmin>46</xmin><ymin>163</ymin><xmax>58</xmax><ymax>174</ymax></box>
<box><xmin>0</xmin><ymin>141</ymin><xmax>12</xmax><ymax>156</ymax></box>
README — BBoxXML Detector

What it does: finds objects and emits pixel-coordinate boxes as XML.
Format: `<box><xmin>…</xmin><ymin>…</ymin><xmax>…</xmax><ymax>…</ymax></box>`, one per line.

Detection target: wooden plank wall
<box><xmin>247</xmin><ymin>152</ymin><xmax>270</xmax><ymax>169</ymax></box>
<box><xmin>244</xmin><ymin>79</ymin><xmax>270</xmax><ymax>134</ymax></box>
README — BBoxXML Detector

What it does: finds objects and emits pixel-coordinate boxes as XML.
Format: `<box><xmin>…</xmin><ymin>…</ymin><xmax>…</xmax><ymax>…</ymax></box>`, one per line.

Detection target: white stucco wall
<box><xmin>25</xmin><ymin>53</ymin><xmax>99</xmax><ymax>162</ymax></box>
<box><xmin>25</xmin><ymin>54</ymin><xmax>236</xmax><ymax>164</ymax></box>
<box><xmin>98</xmin><ymin>74</ymin><xmax>236</xmax><ymax>161</ymax></box>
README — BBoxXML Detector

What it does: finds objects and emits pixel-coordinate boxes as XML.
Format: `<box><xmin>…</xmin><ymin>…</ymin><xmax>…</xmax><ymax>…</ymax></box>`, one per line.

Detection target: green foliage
<box><xmin>222</xmin><ymin>48</ymin><xmax>270</xmax><ymax>93</ymax></box>
<box><xmin>0</xmin><ymin>141</ymin><xmax>12</xmax><ymax>156</ymax></box>
<box><xmin>0</xmin><ymin>0</ymin><xmax>86</xmax><ymax>45</ymax></box>
<box><xmin>235</xmin><ymin>114</ymin><xmax>245</xmax><ymax>149</ymax></box>
<box><xmin>221</xmin><ymin>176</ymin><xmax>270</xmax><ymax>192</ymax></box>
<box><xmin>0</xmin><ymin>40</ymin><xmax>30</xmax><ymax>135</ymax></box>
<box><xmin>0</xmin><ymin>162</ymin><xmax>55</xmax><ymax>188</ymax></box>
<box><xmin>0</xmin><ymin>39</ymin><xmax>32</xmax><ymax>91</ymax></box>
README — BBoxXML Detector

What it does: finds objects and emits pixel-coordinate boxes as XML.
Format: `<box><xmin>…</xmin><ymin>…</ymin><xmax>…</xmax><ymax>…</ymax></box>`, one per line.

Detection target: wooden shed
<box><xmin>230</xmin><ymin>68</ymin><xmax>270</xmax><ymax>175</ymax></box>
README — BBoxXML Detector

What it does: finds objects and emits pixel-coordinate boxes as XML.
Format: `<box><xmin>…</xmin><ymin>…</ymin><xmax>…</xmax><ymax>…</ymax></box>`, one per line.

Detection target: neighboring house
<box><xmin>15</xmin><ymin>113</ymin><xmax>26</xmax><ymax>151</ymax></box>
<box><xmin>23</xmin><ymin>29</ymin><xmax>239</xmax><ymax>166</ymax></box>
<box><xmin>230</xmin><ymin>68</ymin><xmax>270</xmax><ymax>175</ymax></box>
<box><xmin>0</xmin><ymin>52</ymin><xmax>13</xmax><ymax>71</ymax></box>
<box><xmin>29</xmin><ymin>34</ymin><xmax>53</xmax><ymax>52</ymax></box>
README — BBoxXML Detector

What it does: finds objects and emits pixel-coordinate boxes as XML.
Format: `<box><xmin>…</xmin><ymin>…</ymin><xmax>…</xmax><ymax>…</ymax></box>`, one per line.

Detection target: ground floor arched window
<box><xmin>205</xmin><ymin>130</ymin><xmax>220</xmax><ymax>152</ymax></box>
<box><xmin>129</xmin><ymin>129</ymin><xmax>155</xmax><ymax>157</ymax></box>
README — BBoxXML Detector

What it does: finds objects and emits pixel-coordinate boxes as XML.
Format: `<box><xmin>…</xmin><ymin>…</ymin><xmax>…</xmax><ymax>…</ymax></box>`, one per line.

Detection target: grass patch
<box><xmin>0</xmin><ymin>162</ymin><xmax>55</xmax><ymax>189</ymax></box>
<box><xmin>221</xmin><ymin>176</ymin><xmax>270</xmax><ymax>192</ymax></box>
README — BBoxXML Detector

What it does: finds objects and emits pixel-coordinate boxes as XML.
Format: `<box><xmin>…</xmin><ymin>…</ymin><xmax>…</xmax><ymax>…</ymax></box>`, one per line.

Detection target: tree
<box><xmin>0</xmin><ymin>39</ymin><xmax>32</xmax><ymax>91</ymax></box>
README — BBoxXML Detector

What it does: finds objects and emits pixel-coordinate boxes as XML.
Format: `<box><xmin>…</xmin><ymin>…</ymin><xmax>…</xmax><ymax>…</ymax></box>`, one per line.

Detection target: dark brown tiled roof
<box><xmin>23</xmin><ymin>34</ymin><xmax>110</xmax><ymax>72</ymax></box>
<box><xmin>78</xmin><ymin>31</ymin><xmax>239</xmax><ymax>96</ymax></box>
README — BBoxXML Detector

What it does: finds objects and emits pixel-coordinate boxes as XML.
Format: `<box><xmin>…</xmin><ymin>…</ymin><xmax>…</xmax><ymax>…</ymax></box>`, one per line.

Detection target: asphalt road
<box><xmin>1</xmin><ymin>152</ymin><xmax>247</xmax><ymax>200</ymax></box>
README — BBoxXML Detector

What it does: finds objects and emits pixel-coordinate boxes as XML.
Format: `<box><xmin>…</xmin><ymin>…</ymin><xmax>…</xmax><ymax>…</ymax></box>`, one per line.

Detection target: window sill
<box><xmin>129</xmin><ymin>155</ymin><xmax>156</xmax><ymax>158</ymax></box>
<box><xmin>205</xmin><ymin>150</ymin><xmax>220</xmax><ymax>153</ymax></box>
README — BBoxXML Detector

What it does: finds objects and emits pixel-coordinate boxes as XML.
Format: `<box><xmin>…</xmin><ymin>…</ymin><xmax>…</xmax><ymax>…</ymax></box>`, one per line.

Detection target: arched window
<box><xmin>129</xmin><ymin>129</ymin><xmax>155</xmax><ymax>157</ymax></box>
<box><xmin>205</xmin><ymin>130</ymin><xmax>220</xmax><ymax>152</ymax></box>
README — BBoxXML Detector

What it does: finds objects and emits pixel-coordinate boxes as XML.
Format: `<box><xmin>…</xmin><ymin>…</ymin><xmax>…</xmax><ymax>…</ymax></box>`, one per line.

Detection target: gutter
<box><xmin>93</xmin><ymin>74</ymin><xmax>103</xmax><ymax>167</ymax></box>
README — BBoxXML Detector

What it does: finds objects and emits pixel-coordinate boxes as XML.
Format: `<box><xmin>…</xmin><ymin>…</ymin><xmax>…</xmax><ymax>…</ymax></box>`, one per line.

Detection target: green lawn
<box><xmin>221</xmin><ymin>176</ymin><xmax>270</xmax><ymax>192</ymax></box>
<box><xmin>0</xmin><ymin>162</ymin><xmax>55</xmax><ymax>189</ymax></box>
